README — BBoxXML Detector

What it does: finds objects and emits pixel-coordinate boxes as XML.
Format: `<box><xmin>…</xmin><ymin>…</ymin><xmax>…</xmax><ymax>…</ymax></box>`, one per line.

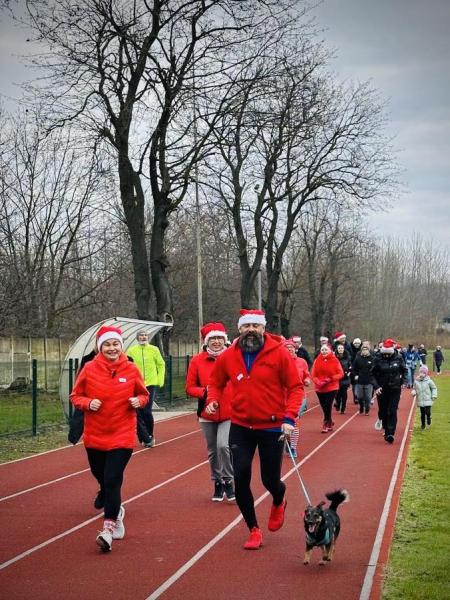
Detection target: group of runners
<box><xmin>69</xmin><ymin>311</ymin><xmax>440</xmax><ymax>553</ymax></box>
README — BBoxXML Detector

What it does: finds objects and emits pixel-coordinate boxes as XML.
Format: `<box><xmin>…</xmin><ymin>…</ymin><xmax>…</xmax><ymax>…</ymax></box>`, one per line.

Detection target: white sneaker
<box><xmin>374</xmin><ymin>419</ymin><xmax>383</xmax><ymax>431</ymax></box>
<box><xmin>96</xmin><ymin>527</ymin><xmax>113</xmax><ymax>552</ymax></box>
<box><xmin>113</xmin><ymin>505</ymin><xmax>125</xmax><ymax>540</ymax></box>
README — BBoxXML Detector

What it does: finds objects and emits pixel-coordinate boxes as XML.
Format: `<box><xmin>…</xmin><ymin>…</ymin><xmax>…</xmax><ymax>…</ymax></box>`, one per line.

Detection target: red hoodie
<box><xmin>70</xmin><ymin>352</ymin><xmax>148</xmax><ymax>450</ymax></box>
<box><xmin>207</xmin><ymin>333</ymin><xmax>303</xmax><ymax>429</ymax></box>
<box><xmin>185</xmin><ymin>351</ymin><xmax>232</xmax><ymax>421</ymax></box>
<box><xmin>311</xmin><ymin>352</ymin><xmax>344</xmax><ymax>393</ymax></box>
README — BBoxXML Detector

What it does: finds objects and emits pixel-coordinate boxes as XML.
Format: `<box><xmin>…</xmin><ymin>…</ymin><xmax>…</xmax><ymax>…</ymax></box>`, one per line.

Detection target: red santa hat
<box><xmin>200</xmin><ymin>322</ymin><xmax>228</xmax><ymax>345</ymax></box>
<box><xmin>96</xmin><ymin>325</ymin><xmax>123</xmax><ymax>350</ymax></box>
<box><xmin>333</xmin><ymin>331</ymin><xmax>346</xmax><ymax>342</ymax></box>
<box><xmin>237</xmin><ymin>309</ymin><xmax>267</xmax><ymax>328</ymax></box>
<box><xmin>380</xmin><ymin>338</ymin><xmax>396</xmax><ymax>354</ymax></box>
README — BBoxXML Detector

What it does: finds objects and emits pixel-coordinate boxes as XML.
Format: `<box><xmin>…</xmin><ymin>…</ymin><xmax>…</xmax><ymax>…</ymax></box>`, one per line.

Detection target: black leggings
<box><xmin>137</xmin><ymin>386</ymin><xmax>156</xmax><ymax>441</ymax></box>
<box><xmin>229</xmin><ymin>424</ymin><xmax>285</xmax><ymax>530</ymax></box>
<box><xmin>419</xmin><ymin>406</ymin><xmax>432</xmax><ymax>427</ymax></box>
<box><xmin>335</xmin><ymin>385</ymin><xmax>349</xmax><ymax>412</ymax></box>
<box><xmin>86</xmin><ymin>448</ymin><xmax>133</xmax><ymax>520</ymax></box>
<box><xmin>317</xmin><ymin>391</ymin><xmax>337</xmax><ymax>425</ymax></box>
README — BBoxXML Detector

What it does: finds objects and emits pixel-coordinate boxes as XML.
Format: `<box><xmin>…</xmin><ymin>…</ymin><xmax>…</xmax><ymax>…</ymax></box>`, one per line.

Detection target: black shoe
<box><xmin>143</xmin><ymin>435</ymin><xmax>155</xmax><ymax>448</ymax></box>
<box><xmin>223</xmin><ymin>480</ymin><xmax>236</xmax><ymax>501</ymax></box>
<box><xmin>421</xmin><ymin>424</ymin><xmax>426</xmax><ymax>430</ymax></box>
<box><xmin>94</xmin><ymin>490</ymin><xmax>104</xmax><ymax>510</ymax></box>
<box><xmin>212</xmin><ymin>481</ymin><xmax>224</xmax><ymax>502</ymax></box>
<box><xmin>385</xmin><ymin>434</ymin><xmax>394</xmax><ymax>444</ymax></box>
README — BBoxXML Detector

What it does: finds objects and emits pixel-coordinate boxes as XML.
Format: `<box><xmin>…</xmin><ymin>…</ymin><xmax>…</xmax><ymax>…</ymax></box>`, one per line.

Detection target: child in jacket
<box><xmin>412</xmin><ymin>365</ymin><xmax>437</xmax><ymax>429</ymax></box>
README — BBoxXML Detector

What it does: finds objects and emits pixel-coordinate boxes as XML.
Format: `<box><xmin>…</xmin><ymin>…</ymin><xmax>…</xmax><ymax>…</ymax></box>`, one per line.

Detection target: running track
<box><xmin>0</xmin><ymin>390</ymin><xmax>415</xmax><ymax>600</ymax></box>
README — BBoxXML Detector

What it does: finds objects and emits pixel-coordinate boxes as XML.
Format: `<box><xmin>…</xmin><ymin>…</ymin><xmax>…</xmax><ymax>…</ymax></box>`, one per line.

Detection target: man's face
<box><xmin>137</xmin><ymin>333</ymin><xmax>148</xmax><ymax>345</ymax></box>
<box><xmin>238</xmin><ymin>323</ymin><xmax>265</xmax><ymax>351</ymax></box>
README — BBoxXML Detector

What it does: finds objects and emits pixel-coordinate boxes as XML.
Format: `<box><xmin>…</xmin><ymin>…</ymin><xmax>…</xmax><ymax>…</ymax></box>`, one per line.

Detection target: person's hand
<box><xmin>89</xmin><ymin>399</ymin><xmax>102</xmax><ymax>411</ymax></box>
<box><xmin>129</xmin><ymin>396</ymin><xmax>140</xmax><ymax>408</ymax></box>
<box><xmin>323</xmin><ymin>377</ymin><xmax>331</xmax><ymax>384</ymax></box>
<box><xmin>281</xmin><ymin>422</ymin><xmax>295</xmax><ymax>436</ymax></box>
<box><xmin>205</xmin><ymin>402</ymin><xmax>218</xmax><ymax>415</ymax></box>
<box><xmin>375</xmin><ymin>387</ymin><xmax>382</xmax><ymax>396</ymax></box>
<box><xmin>304</xmin><ymin>378</ymin><xmax>311</xmax><ymax>387</ymax></box>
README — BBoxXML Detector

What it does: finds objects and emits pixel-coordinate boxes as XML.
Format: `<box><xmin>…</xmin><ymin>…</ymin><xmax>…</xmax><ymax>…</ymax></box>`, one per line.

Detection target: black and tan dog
<box><xmin>303</xmin><ymin>489</ymin><xmax>349</xmax><ymax>565</ymax></box>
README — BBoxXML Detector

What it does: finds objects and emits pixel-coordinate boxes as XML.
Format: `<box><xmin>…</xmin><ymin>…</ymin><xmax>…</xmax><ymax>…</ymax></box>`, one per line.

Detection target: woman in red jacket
<box><xmin>185</xmin><ymin>322</ymin><xmax>235</xmax><ymax>502</ymax></box>
<box><xmin>70</xmin><ymin>325</ymin><xmax>148</xmax><ymax>552</ymax></box>
<box><xmin>311</xmin><ymin>344</ymin><xmax>344</xmax><ymax>433</ymax></box>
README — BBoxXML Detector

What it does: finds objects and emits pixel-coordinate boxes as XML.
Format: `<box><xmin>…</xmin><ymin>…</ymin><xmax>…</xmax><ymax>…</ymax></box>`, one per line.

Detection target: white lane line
<box><xmin>0</xmin><ymin>429</ymin><xmax>200</xmax><ymax>502</ymax></box>
<box><xmin>359</xmin><ymin>396</ymin><xmax>416</xmax><ymax>600</ymax></box>
<box><xmin>0</xmin><ymin>412</ymin><xmax>193</xmax><ymax>466</ymax></box>
<box><xmin>146</xmin><ymin>413</ymin><xmax>359</xmax><ymax>600</ymax></box>
<box><xmin>0</xmin><ymin>458</ymin><xmax>209</xmax><ymax>571</ymax></box>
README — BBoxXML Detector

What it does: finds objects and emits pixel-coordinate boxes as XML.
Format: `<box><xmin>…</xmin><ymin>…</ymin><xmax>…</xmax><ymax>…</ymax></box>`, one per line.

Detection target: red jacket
<box><xmin>185</xmin><ymin>351</ymin><xmax>232</xmax><ymax>422</ymax></box>
<box><xmin>207</xmin><ymin>333</ymin><xmax>303</xmax><ymax>429</ymax></box>
<box><xmin>311</xmin><ymin>353</ymin><xmax>344</xmax><ymax>393</ymax></box>
<box><xmin>70</xmin><ymin>352</ymin><xmax>148</xmax><ymax>451</ymax></box>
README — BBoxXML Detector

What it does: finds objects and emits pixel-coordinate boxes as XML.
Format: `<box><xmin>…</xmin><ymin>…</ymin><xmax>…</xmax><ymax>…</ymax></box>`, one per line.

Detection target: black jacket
<box><xmin>335</xmin><ymin>351</ymin><xmax>352</xmax><ymax>386</ymax></box>
<box><xmin>433</xmin><ymin>350</ymin><xmax>444</xmax><ymax>365</ymax></box>
<box><xmin>296</xmin><ymin>346</ymin><xmax>312</xmax><ymax>370</ymax></box>
<box><xmin>352</xmin><ymin>353</ymin><xmax>375</xmax><ymax>385</ymax></box>
<box><xmin>372</xmin><ymin>352</ymin><xmax>406</xmax><ymax>390</ymax></box>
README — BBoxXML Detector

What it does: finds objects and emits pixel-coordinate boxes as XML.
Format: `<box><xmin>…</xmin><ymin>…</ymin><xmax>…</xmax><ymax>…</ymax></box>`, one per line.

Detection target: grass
<box><xmin>0</xmin><ymin>391</ymin><xmax>66</xmax><ymax>435</ymax></box>
<box><xmin>382</xmin><ymin>371</ymin><xmax>450</xmax><ymax>599</ymax></box>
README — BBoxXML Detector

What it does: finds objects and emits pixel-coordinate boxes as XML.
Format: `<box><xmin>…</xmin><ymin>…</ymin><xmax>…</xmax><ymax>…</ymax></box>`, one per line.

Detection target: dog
<box><xmin>303</xmin><ymin>489</ymin><xmax>349</xmax><ymax>565</ymax></box>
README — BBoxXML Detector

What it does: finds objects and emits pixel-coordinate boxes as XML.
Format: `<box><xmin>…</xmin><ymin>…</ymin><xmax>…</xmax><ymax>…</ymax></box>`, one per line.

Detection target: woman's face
<box><xmin>320</xmin><ymin>345</ymin><xmax>330</xmax><ymax>356</ymax></box>
<box><xmin>207</xmin><ymin>336</ymin><xmax>225</xmax><ymax>352</ymax></box>
<box><xmin>101</xmin><ymin>339</ymin><xmax>122</xmax><ymax>362</ymax></box>
<box><xmin>286</xmin><ymin>344</ymin><xmax>296</xmax><ymax>357</ymax></box>
<box><xmin>336</xmin><ymin>344</ymin><xmax>344</xmax><ymax>355</ymax></box>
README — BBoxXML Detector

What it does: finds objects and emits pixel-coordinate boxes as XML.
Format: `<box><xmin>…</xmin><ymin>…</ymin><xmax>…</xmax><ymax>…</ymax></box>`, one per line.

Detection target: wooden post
<box><xmin>43</xmin><ymin>336</ymin><xmax>48</xmax><ymax>391</ymax></box>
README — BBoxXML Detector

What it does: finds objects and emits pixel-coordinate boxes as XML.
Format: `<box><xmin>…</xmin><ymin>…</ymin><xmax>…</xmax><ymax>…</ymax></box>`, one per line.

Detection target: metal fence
<box><xmin>0</xmin><ymin>355</ymin><xmax>194</xmax><ymax>437</ymax></box>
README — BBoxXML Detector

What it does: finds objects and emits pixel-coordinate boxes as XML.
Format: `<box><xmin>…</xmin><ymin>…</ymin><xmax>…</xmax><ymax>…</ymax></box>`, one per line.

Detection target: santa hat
<box><xmin>238</xmin><ymin>309</ymin><xmax>266</xmax><ymax>328</ymax></box>
<box><xmin>334</xmin><ymin>331</ymin><xmax>346</xmax><ymax>342</ymax></box>
<box><xmin>353</xmin><ymin>338</ymin><xmax>361</xmax><ymax>345</ymax></box>
<box><xmin>320</xmin><ymin>335</ymin><xmax>329</xmax><ymax>343</ymax></box>
<box><xmin>380</xmin><ymin>338</ymin><xmax>396</xmax><ymax>354</ymax></box>
<box><xmin>291</xmin><ymin>336</ymin><xmax>301</xmax><ymax>343</ymax></box>
<box><xmin>201</xmin><ymin>322</ymin><xmax>228</xmax><ymax>345</ymax></box>
<box><xmin>96</xmin><ymin>325</ymin><xmax>123</xmax><ymax>350</ymax></box>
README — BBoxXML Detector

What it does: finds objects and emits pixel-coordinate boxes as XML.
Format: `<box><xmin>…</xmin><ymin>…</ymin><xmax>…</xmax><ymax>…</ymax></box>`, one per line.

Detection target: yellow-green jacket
<box><xmin>127</xmin><ymin>343</ymin><xmax>165</xmax><ymax>387</ymax></box>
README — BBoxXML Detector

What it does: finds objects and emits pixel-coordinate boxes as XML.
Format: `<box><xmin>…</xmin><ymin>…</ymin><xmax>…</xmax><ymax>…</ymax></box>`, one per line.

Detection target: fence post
<box><xmin>32</xmin><ymin>359</ymin><xmax>38</xmax><ymax>436</ymax></box>
<box><xmin>168</xmin><ymin>355</ymin><xmax>173</xmax><ymax>407</ymax></box>
<box><xmin>68</xmin><ymin>359</ymin><xmax>74</xmax><ymax>419</ymax></box>
<box><xmin>43</xmin><ymin>336</ymin><xmax>48</xmax><ymax>391</ymax></box>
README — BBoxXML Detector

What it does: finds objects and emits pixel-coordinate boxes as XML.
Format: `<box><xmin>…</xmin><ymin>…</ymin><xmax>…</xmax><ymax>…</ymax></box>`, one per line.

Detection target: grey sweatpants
<box><xmin>355</xmin><ymin>383</ymin><xmax>373</xmax><ymax>413</ymax></box>
<box><xmin>199</xmin><ymin>420</ymin><xmax>233</xmax><ymax>482</ymax></box>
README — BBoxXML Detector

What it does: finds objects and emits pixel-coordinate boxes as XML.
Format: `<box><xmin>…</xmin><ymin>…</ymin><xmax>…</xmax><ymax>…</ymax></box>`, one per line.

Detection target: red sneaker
<box><xmin>243</xmin><ymin>527</ymin><xmax>263</xmax><ymax>550</ymax></box>
<box><xmin>268</xmin><ymin>498</ymin><xmax>287</xmax><ymax>531</ymax></box>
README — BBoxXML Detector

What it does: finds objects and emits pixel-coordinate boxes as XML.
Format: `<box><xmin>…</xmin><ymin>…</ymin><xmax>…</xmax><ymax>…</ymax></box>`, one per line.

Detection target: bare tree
<box><xmin>10</xmin><ymin>0</ymin><xmax>296</xmax><ymax>326</ymax></box>
<box><xmin>0</xmin><ymin>110</ymin><xmax>111</xmax><ymax>335</ymax></box>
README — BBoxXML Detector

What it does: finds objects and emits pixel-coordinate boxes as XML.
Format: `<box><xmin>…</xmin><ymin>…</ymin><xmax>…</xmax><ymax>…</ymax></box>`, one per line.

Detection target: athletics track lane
<box><xmin>0</xmin><ymin>391</ymin><xmax>414</xmax><ymax>600</ymax></box>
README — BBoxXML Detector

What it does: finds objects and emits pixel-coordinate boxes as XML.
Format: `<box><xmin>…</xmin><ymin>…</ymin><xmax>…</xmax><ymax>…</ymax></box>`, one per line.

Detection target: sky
<box><xmin>0</xmin><ymin>0</ymin><xmax>449</xmax><ymax>248</ymax></box>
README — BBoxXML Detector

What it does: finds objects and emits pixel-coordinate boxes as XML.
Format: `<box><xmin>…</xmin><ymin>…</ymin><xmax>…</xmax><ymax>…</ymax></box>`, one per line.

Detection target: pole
<box><xmin>192</xmin><ymin>57</ymin><xmax>203</xmax><ymax>350</ymax></box>
<box><xmin>257</xmin><ymin>269</ymin><xmax>262</xmax><ymax>310</ymax></box>
<box><xmin>32</xmin><ymin>359</ymin><xmax>38</xmax><ymax>436</ymax></box>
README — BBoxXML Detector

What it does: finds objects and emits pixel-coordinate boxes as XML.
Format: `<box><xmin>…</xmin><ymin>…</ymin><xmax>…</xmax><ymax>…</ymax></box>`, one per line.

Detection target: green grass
<box><xmin>382</xmin><ymin>372</ymin><xmax>450</xmax><ymax>599</ymax></box>
<box><xmin>0</xmin><ymin>391</ymin><xmax>66</xmax><ymax>435</ymax></box>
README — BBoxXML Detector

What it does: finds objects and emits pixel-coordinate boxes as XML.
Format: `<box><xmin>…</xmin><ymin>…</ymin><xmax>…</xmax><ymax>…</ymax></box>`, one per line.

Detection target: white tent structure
<box><xmin>60</xmin><ymin>317</ymin><xmax>173</xmax><ymax>416</ymax></box>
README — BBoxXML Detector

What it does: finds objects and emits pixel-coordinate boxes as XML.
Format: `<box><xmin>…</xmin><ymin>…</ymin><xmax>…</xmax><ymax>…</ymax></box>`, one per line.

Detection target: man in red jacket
<box><xmin>206</xmin><ymin>309</ymin><xmax>303</xmax><ymax>550</ymax></box>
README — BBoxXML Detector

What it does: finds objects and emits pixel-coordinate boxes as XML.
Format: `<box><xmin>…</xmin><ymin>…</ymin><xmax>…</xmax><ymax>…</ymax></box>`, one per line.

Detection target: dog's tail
<box><xmin>326</xmin><ymin>489</ymin><xmax>349</xmax><ymax>513</ymax></box>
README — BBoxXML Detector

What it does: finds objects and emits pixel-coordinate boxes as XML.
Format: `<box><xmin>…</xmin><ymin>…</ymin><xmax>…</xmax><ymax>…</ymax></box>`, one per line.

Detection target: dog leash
<box><xmin>279</xmin><ymin>434</ymin><xmax>312</xmax><ymax>505</ymax></box>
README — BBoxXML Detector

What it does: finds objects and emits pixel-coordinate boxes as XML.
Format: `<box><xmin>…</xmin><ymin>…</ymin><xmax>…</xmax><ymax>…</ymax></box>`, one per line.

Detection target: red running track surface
<box><xmin>0</xmin><ymin>391</ymin><xmax>415</xmax><ymax>600</ymax></box>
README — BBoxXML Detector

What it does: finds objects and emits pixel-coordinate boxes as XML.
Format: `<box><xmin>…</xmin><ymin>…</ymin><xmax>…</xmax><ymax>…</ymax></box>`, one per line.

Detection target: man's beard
<box><xmin>239</xmin><ymin>332</ymin><xmax>264</xmax><ymax>352</ymax></box>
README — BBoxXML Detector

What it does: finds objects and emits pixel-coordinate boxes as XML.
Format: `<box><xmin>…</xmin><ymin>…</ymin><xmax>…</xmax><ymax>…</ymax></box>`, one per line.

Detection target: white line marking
<box><xmin>0</xmin><ymin>429</ymin><xmax>200</xmax><ymax>502</ymax></box>
<box><xmin>0</xmin><ymin>412</ymin><xmax>192</xmax><ymax>466</ymax></box>
<box><xmin>359</xmin><ymin>396</ymin><xmax>416</xmax><ymax>600</ymax></box>
<box><xmin>145</xmin><ymin>413</ymin><xmax>358</xmax><ymax>599</ymax></box>
<box><xmin>0</xmin><ymin>458</ymin><xmax>209</xmax><ymax>571</ymax></box>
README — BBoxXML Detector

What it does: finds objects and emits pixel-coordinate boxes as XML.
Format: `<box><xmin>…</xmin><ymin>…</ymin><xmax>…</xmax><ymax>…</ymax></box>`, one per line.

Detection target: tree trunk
<box><xmin>118</xmin><ymin>153</ymin><xmax>153</xmax><ymax>320</ymax></box>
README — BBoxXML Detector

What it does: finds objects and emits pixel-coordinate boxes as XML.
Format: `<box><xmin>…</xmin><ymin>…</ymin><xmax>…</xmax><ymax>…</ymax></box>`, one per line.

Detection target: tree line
<box><xmin>0</xmin><ymin>0</ymin><xmax>448</xmax><ymax>348</ymax></box>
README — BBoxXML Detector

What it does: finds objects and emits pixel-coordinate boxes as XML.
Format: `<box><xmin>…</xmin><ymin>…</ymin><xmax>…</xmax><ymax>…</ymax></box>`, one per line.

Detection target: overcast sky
<box><xmin>0</xmin><ymin>0</ymin><xmax>449</xmax><ymax>248</ymax></box>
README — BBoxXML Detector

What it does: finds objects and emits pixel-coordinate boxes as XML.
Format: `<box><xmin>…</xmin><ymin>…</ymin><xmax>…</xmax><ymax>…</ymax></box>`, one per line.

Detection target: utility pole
<box><xmin>193</xmin><ymin>61</ymin><xmax>203</xmax><ymax>350</ymax></box>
